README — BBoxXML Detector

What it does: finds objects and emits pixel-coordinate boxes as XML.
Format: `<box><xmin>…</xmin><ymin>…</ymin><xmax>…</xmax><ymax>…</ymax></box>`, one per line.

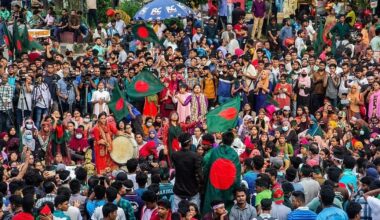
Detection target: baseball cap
<box><xmin>273</xmin><ymin>188</ymin><xmax>284</xmax><ymax>204</ymax></box>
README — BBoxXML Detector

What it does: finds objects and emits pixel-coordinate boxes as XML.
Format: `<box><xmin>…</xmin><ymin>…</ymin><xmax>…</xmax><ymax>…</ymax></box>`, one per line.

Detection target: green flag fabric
<box><xmin>132</xmin><ymin>23</ymin><xmax>162</xmax><ymax>46</ymax></box>
<box><xmin>109</xmin><ymin>85</ymin><xmax>129</xmax><ymax>121</ymax></box>
<box><xmin>206</xmin><ymin>96</ymin><xmax>241</xmax><ymax>133</ymax></box>
<box><xmin>203</xmin><ymin>145</ymin><xmax>241</xmax><ymax>214</ymax></box>
<box><xmin>2</xmin><ymin>24</ymin><xmax>14</xmax><ymax>58</ymax></box>
<box><xmin>21</xmin><ymin>25</ymin><xmax>30</xmax><ymax>53</ymax></box>
<box><xmin>314</xmin><ymin>20</ymin><xmax>324</xmax><ymax>56</ymax></box>
<box><xmin>12</xmin><ymin>22</ymin><xmax>23</xmax><ymax>56</ymax></box>
<box><xmin>126</xmin><ymin>70</ymin><xmax>164</xmax><ymax>98</ymax></box>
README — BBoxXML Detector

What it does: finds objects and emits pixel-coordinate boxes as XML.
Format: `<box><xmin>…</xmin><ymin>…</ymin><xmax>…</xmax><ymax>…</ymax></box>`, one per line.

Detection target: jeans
<box><xmin>207</xmin><ymin>38</ymin><xmax>219</xmax><ymax>47</ymax></box>
<box><xmin>0</xmin><ymin>110</ymin><xmax>13</xmax><ymax>132</ymax></box>
<box><xmin>87</xmin><ymin>9</ymin><xmax>98</xmax><ymax>28</ymax></box>
<box><xmin>16</xmin><ymin>109</ymin><xmax>31</xmax><ymax>130</ymax></box>
<box><xmin>33</xmin><ymin>107</ymin><xmax>48</xmax><ymax>130</ymax></box>
<box><xmin>173</xmin><ymin>193</ymin><xmax>200</xmax><ymax>212</ymax></box>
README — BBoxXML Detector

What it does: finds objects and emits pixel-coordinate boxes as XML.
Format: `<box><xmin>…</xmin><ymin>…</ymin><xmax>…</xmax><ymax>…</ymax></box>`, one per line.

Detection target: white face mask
<box><xmin>26</xmin><ymin>134</ymin><xmax>33</xmax><ymax>140</ymax></box>
<box><xmin>84</xmin><ymin>118</ymin><xmax>91</xmax><ymax>123</ymax></box>
<box><xmin>146</xmin><ymin>122</ymin><xmax>152</xmax><ymax>127</ymax></box>
<box><xmin>75</xmin><ymin>134</ymin><xmax>83</xmax><ymax>139</ymax></box>
<box><xmin>26</xmin><ymin>124</ymin><xmax>33</xmax><ymax>130</ymax></box>
<box><xmin>360</xmin><ymin>130</ymin><xmax>364</xmax><ymax>135</ymax></box>
<box><xmin>282</xmin><ymin>126</ymin><xmax>289</xmax><ymax>132</ymax></box>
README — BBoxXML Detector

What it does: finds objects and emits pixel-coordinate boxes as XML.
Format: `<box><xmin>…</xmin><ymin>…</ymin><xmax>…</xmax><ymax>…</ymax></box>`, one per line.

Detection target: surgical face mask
<box><xmin>282</xmin><ymin>126</ymin><xmax>289</xmax><ymax>132</ymax></box>
<box><xmin>84</xmin><ymin>118</ymin><xmax>91</xmax><ymax>123</ymax></box>
<box><xmin>360</xmin><ymin>130</ymin><xmax>364</xmax><ymax>135</ymax></box>
<box><xmin>26</xmin><ymin>134</ymin><xmax>33</xmax><ymax>140</ymax></box>
<box><xmin>26</xmin><ymin>124</ymin><xmax>33</xmax><ymax>130</ymax></box>
<box><xmin>146</xmin><ymin>122</ymin><xmax>153</xmax><ymax>127</ymax></box>
<box><xmin>76</xmin><ymin>134</ymin><xmax>83</xmax><ymax>139</ymax></box>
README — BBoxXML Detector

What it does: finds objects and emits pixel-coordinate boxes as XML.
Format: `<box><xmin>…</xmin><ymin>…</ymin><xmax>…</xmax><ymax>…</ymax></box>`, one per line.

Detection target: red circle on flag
<box><xmin>135</xmin><ymin>80</ymin><xmax>149</xmax><ymax>93</ymax></box>
<box><xmin>115</xmin><ymin>98</ymin><xmax>124</xmax><ymax>111</ymax></box>
<box><xmin>209</xmin><ymin>158</ymin><xmax>236</xmax><ymax>190</ymax></box>
<box><xmin>218</xmin><ymin>107</ymin><xmax>238</xmax><ymax>120</ymax></box>
<box><xmin>137</xmin><ymin>26</ymin><xmax>149</xmax><ymax>38</ymax></box>
<box><xmin>16</xmin><ymin>40</ymin><xmax>22</xmax><ymax>50</ymax></box>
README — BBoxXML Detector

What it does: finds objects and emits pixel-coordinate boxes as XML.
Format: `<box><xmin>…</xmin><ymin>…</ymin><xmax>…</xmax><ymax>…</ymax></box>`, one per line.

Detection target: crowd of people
<box><xmin>0</xmin><ymin>0</ymin><xmax>380</xmax><ymax>220</ymax></box>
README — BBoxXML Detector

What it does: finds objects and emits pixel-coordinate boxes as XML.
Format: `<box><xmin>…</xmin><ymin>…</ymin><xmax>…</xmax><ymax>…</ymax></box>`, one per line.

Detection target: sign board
<box><xmin>371</xmin><ymin>0</ymin><xmax>378</xmax><ymax>9</ymax></box>
<box><xmin>28</xmin><ymin>29</ymin><xmax>50</xmax><ymax>38</ymax></box>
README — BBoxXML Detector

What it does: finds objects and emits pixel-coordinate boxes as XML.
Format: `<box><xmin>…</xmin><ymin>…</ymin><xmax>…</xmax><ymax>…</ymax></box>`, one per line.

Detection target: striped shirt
<box><xmin>287</xmin><ymin>207</ymin><xmax>317</xmax><ymax>220</ymax></box>
<box><xmin>0</xmin><ymin>84</ymin><xmax>13</xmax><ymax>111</ymax></box>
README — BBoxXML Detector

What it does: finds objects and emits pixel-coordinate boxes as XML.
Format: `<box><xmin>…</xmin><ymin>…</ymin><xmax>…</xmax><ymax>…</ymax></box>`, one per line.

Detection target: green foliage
<box><xmin>97</xmin><ymin>0</ymin><xmax>113</xmax><ymax>24</ymax></box>
<box><xmin>118</xmin><ymin>0</ymin><xmax>144</xmax><ymax>18</ymax></box>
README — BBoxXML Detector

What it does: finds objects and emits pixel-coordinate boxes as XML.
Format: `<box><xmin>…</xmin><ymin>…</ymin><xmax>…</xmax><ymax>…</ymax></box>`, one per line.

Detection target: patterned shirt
<box><xmin>0</xmin><ymin>83</ymin><xmax>13</xmax><ymax>111</ymax></box>
<box><xmin>117</xmin><ymin>198</ymin><xmax>136</xmax><ymax>220</ymax></box>
<box><xmin>35</xmin><ymin>193</ymin><xmax>56</xmax><ymax>209</ymax></box>
<box><xmin>354</xmin><ymin>193</ymin><xmax>372</xmax><ymax>220</ymax></box>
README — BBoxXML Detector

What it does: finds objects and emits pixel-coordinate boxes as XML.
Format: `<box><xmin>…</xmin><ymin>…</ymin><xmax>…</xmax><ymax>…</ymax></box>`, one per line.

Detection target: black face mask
<box><xmin>302</xmin><ymin>74</ymin><xmax>307</xmax><ymax>77</ymax></box>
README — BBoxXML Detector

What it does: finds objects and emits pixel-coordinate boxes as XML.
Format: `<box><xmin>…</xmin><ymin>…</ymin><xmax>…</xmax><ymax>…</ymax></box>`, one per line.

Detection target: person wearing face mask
<box><xmin>91</xmin><ymin>82</ymin><xmax>110</xmax><ymax>117</ymax></box>
<box><xmin>22</xmin><ymin>130</ymin><xmax>36</xmax><ymax>152</ymax></box>
<box><xmin>142</xmin><ymin>117</ymin><xmax>154</xmax><ymax>138</ymax></box>
<box><xmin>68</xmin><ymin>128</ymin><xmax>89</xmax><ymax>164</ymax></box>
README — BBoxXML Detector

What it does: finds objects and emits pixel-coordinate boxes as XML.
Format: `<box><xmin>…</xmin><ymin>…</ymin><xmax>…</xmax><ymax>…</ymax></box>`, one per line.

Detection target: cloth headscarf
<box><xmin>146</xmin><ymin>129</ymin><xmax>159</xmax><ymax>146</ymax></box>
<box><xmin>22</xmin><ymin>118</ymin><xmax>38</xmax><ymax>132</ymax></box>
<box><xmin>22</xmin><ymin>129</ymin><xmax>36</xmax><ymax>151</ymax></box>
<box><xmin>68</xmin><ymin>128</ymin><xmax>89</xmax><ymax>152</ymax></box>
<box><xmin>307</xmin><ymin>115</ymin><xmax>323</xmax><ymax>137</ymax></box>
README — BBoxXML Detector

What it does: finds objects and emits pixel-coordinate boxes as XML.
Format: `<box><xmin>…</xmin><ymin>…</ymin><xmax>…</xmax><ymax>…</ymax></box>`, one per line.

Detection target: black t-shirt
<box><xmin>232</xmin><ymin>8</ymin><xmax>246</xmax><ymax>25</ymax></box>
<box><xmin>268</xmin><ymin>24</ymin><xmax>280</xmax><ymax>37</ymax></box>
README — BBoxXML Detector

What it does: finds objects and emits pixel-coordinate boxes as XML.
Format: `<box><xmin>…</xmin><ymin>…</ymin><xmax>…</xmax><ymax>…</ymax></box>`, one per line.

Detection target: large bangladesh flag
<box><xmin>132</xmin><ymin>23</ymin><xmax>162</xmax><ymax>46</ymax></box>
<box><xmin>109</xmin><ymin>84</ymin><xmax>129</xmax><ymax>121</ymax></box>
<box><xmin>206</xmin><ymin>96</ymin><xmax>241</xmax><ymax>133</ymax></box>
<box><xmin>2</xmin><ymin>24</ymin><xmax>13</xmax><ymax>58</ymax></box>
<box><xmin>21</xmin><ymin>25</ymin><xmax>44</xmax><ymax>52</ymax></box>
<box><xmin>126</xmin><ymin>70</ymin><xmax>164</xmax><ymax>98</ymax></box>
<box><xmin>13</xmin><ymin>22</ymin><xmax>23</xmax><ymax>56</ymax></box>
<box><xmin>203</xmin><ymin>145</ymin><xmax>241</xmax><ymax>213</ymax></box>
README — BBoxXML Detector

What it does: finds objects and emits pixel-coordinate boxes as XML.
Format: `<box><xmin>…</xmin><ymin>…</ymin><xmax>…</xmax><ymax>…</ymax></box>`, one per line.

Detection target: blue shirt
<box><xmin>339</xmin><ymin>169</ymin><xmax>358</xmax><ymax>193</ymax></box>
<box><xmin>288</xmin><ymin>207</ymin><xmax>317</xmax><ymax>220</ymax></box>
<box><xmin>86</xmin><ymin>199</ymin><xmax>106</xmax><ymax>217</ymax></box>
<box><xmin>316</xmin><ymin>206</ymin><xmax>348</xmax><ymax>220</ymax></box>
<box><xmin>279</xmin><ymin>26</ymin><xmax>293</xmax><ymax>42</ymax></box>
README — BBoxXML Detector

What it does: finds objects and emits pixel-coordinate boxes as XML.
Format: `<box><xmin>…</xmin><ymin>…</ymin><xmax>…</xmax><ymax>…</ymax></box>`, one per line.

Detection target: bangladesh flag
<box><xmin>313</xmin><ymin>20</ymin><xmax>324</xmax><ymax>56</ymax></box>
<box><xmin>2</xmin><ymin>24</ymin><xmax>13</xmax><ymax>58</ymax></box>
<box><xmin>132</xmin><ymin>23</ymin><xmax>162</xmax><ymax>46</ymax></box>
<box><xmin>21</xmin><ymin>25</ymin><xmax>44</xmax><ymax>51</ymax></box>
<box><xmin>206</xmin><ymin>96</ymin><xmax>241</xmax><ymax>133</ymax></box>
<box><xmin>109</xmin><ymin>84</ymin><xmax>129</xmax><ymax>121</ymax></box>
<box><xmin>126</xmin><ymin>70</ymin><xmax>164</xmax><ymax>98</ymax></box>
<box><xmin>13</xmin><ymin>22</ymin><xmax>23</xmax><ymax>56</ymax></box>
<box><xmin>203</xmin><ymin>144</ymin><xmax>241</xmax><ymax>213</ymax></box>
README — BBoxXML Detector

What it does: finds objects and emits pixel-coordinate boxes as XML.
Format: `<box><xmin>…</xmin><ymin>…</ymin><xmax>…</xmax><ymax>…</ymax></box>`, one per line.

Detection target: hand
<box><xmin>98</xmin><ymin>99</ymin><xmax>104</xmax><ymax>105</ymax></box>
<box><xmin>73</xmin><ymin>200</ymin><xmax>80</xmax><ymax>208</ymax></box>
<box><xmin>76</xmin><ymin>96</ymin><xmax>80</xmax><ymax>101</ymax></box>
<box><xmin>163</xmin><ymin>147</ymin><xmax>168</xmax><ymax>155</ymax></box>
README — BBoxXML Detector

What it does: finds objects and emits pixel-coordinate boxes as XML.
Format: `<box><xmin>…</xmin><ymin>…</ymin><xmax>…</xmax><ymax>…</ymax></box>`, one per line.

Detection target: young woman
<box><xmin>159</xmin><ymin>78</ymin><xmax>174</xmax><ymax>118</ymax></box>
<box><xmin>347</xmin><ymin>83</ymin><xmax>363</xmax><ymax>119</ymax></box>
<box><xmin>92</xmin><ymin>112</ymin><xmax>119</xmax><ymax>174</ymax></box>
<box><xmin>162</xmin><ymin>111</ymin><xmax>197</xmax><ymax>164</ymax></box>
<box><xmin>368</xmin><ymin>81</ymin><xmax>380</xmax><ymax>123</ymax></box>
<box><xmin>173</xmin><ymin>84</ymin><xmax>191</xmax><ymax>123</ymax></box>
<box><xmin>91</xmin><ymin>82</ymin><xmax>110</xmax><ymax>117</ymax></box>
<box><xmin>177</xmin><ymin>84</ymin><xmax>208</xmax><ymax>123</ymax></box>
<box><xmin>68</xmin><ymin>128</ymin><xmax>89</xmax><ymax>164</ymax></box>
<box><xmin>274</xmin><ymin>74</ymin><xmax>292</xmax><ymax>108</ymax></box>
<box><xmin>253</xmin><ymin>70</ymin><xmax>270</xmax><ymax>113</ymax></box>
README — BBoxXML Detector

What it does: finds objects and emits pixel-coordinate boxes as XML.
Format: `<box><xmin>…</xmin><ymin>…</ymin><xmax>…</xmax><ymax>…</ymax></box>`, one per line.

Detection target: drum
<box><xmin>110</xmin><ymin>136</ymin><xmax>134</xmax><ymax>165</ymax></box>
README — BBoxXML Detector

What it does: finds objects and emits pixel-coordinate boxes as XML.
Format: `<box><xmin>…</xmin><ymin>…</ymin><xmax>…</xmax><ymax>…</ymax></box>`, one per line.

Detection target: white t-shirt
<box><xmin>92</xmin><ymin>206</ymin><xmax>126</xmax><ymax>220</ymax></box>
<box><xmin>367</xmin><ymin>196</ymin><xmax>380</xmax><ymax>219</ymax></box>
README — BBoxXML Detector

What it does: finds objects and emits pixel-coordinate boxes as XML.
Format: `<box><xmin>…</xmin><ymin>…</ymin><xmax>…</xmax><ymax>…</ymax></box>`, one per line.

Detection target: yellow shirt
<box><xmin>346</xmin><ymin>11</ymin><xmax>356</xmax><ymax>26</ymax></box>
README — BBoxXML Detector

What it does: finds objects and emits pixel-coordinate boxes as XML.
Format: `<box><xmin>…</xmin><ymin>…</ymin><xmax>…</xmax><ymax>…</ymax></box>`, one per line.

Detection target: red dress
<box><xmin>92</xmin><ymin>123</ymin><xmax>118</xmax><ymax>174</ymax></box>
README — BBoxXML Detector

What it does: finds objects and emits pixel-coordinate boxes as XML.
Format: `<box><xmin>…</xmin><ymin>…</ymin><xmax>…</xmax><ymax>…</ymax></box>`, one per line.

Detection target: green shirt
<box><xmin>255</xmin><ymin>189</ymin><xmax>272</xmax><ymax>206</ymax></box>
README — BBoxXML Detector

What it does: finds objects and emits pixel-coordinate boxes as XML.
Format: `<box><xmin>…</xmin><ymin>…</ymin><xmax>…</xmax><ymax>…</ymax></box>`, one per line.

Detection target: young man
<box><xmin>316</xmin><ymin>185</ymin><xmax>348</xmax><ymax>220</ymax></box>
<box><xmin>288</xmin><ymin>191</ymin><xmax>317</xmax><ymax>220</ymax></box>
<box><xmin>203</xmin><ymin>200</ymin><xmax>229</xmax><ymax>220</ymax></box>
<box><xmin>156</xmin><ymin>199</ymin><xmax>172</xmax><ymax>220</ymax></box>
<box><xmin>229</xmin><ymin>187</ymin><xmax>257</xmax><ymax>219</ymax></box>
<box><xmin>53</xmin><ymin>195</ymin><xmax>70</xmax><ymax>220</ymax></box>
<box><xmin>346</xmin><ymin>202</ymin><xmax>362</xmax><ymax>220</ymax></box>
<box><xmin>171</xmin><ymin>133</ymin><xmax>203</xmax><ymax>211</ymax></box>
<box><xmin>255</xmin><ymin>176</ymin><xmax>272</xmax><ymax>213</ymax></box>
<box><xmin>141</xmin><ymin>190</ymin><xmax>158</xmax><ymax>220</ymax></box>
<box><xmin>254</xmin><ymin>198</ymin><xmax>276</xmax><ymax>220</ymax></box>
<box><xmin>102</xmin><ymin>203</ymin><xmax>118</xmax><ymax>220</ymax></box>
<box><xmin>270</xmin><ymin>188</ymin><xmax>291</xmax><ymax>220</ymax></box>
